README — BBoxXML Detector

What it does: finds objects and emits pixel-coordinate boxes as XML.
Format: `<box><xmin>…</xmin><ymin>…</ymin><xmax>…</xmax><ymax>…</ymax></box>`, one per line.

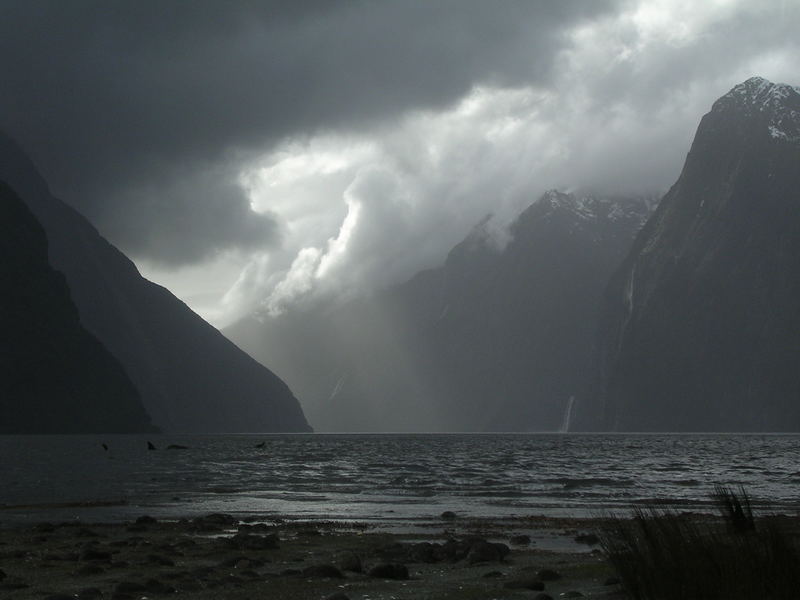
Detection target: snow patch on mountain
<box><xmin>719</xmin><ymin>76</ymin><xmax>800</xmax><ymax>142</ymax></box>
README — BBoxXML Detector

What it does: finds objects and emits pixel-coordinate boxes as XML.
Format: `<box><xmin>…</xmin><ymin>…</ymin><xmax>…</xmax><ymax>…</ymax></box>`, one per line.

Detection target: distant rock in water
<box><xmin>0</xmin><ymin>132</ymin><xmax>310</xmax><ymax>433</ymax></box>
<box><xmin>580</xmin><ymin>77</ymin><xmax>800</xmax><ymax>432</ymax></box>
<box><xmin>229</xmin><ymin>190</ymin><xmax>653</xmax><ymax>431</ymax></box>
<box><xmin>0</xmin><ymin>183</ymin><xmax>155</xmax><ymax>433</ymax></box>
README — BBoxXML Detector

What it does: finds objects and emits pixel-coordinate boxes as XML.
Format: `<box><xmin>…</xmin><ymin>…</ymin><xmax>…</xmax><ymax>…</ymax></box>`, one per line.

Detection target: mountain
<box><xmin>229</xmin><ymin>191</ymin><xmax>653</xmax><ymax>431</ymax></box>
<box><xmin>579</xmin><ymin>77</ymin><xmax>800</xmax><ymax>432</ymax></box>
<box><xmin>0</xmin><ymin>182</ymin><xmax>156</xmax><ymax>433</ymax></box>
<box><xmin>0</xmin><ymin>133</ymin><xmax>311</xmax><ymax>433</ymax></box>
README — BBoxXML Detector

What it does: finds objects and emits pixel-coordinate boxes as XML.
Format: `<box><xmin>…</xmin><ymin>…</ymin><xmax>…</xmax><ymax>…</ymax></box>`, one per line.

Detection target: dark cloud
<box><xmin>0</xmin><ymin>0</ymin><xmax>613</xmax><ymax>264</ymax></box>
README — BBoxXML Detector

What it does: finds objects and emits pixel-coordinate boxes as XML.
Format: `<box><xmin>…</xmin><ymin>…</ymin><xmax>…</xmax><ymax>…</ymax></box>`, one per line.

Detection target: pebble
<box><xmin>135</xmin><ymin>515</ymin><xmax>157</xmax><ymax>525</ymax></box>
<box><xmin>76</xmin><ymin>564</ymin><xmax>105</xmax><ymax>576</ymax></box>
<box><xmin>147</xmin><ymin>553</ymin><xmax>175</xmax><ymax>566</ymax></box>
<box><xmin>510</xmin><ymin>534</ymin><xmax>532</xmax><ymax>545</ymax></box>
<box><xmin>467</xmin><ymin>540</ymin><xmax>502</xmax><ymax>564</ymax></box>
<box><xmin>226</xmin><ymin>532</ymin><xmax>279</xmax><ymax>550</ymax></box>
<box><xmin>325</xmin><ymin>593</ymin><xmax>351</xmax><ymax>600</ymax></box>
<box><xmin>337</xmin><ymin>551</ymin><xmax>362</xmax><ymax>573</ymax></box>
<box><xmin>368</xmin><ymin>563</ymin><xmax>409</xmax><ymax>580</ymax></box>
<box><xmin>301</xmin><ymin>564</ymin><xmax>344</xmax><ymax>578</ymax></box>
<box><xmin>114</xmin><ymin>581</ymin><xmax>147</xmax><ymax>594</ymax></box>
<box><xmin>504</xmin><ymin>576</ymin><xmax>545</xmax><ymax>591</ymax></box>
<box><xmin>79</xmin><ymin>548</ymin><xmax>111</xmax><ymax>562</ymax></box>
<box><xmin>574</xmin><ymin>532</ymin><xmax>599</xmax><ymax>545</ymax></box>
<box><xmin>537</xmin><ymin>568</ymin><xmax>562</xmax><ymax>581</ymax></box>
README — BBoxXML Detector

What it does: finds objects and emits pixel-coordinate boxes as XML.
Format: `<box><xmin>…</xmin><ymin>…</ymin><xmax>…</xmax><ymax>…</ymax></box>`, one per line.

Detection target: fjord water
<box><xmin>2</xmin><ymin>434</ymin><xmax>798</xmax><ymax>525</ymax></box>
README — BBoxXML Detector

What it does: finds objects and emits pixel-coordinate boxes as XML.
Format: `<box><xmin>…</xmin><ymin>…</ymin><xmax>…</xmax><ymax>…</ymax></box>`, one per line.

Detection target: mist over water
<box><xmin>2</xmin><ymin>433</ymin><xmax>799</xmax><ymax>526</ymax></box>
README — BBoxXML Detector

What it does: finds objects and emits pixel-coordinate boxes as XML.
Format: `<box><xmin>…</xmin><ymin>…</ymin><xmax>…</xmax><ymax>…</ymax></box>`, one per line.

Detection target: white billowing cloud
<box><xmin>196</xmin><ymin>0</ymin><xmax>799</xmax><ymax>326</ymax></box>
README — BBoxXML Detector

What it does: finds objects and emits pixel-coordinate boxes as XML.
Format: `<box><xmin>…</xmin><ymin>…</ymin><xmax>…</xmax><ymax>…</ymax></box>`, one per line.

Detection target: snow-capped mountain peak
<box><xmin>715</xmin><ymin>76</ymin><xmax>800</xmax><ymax>142</ymax></box>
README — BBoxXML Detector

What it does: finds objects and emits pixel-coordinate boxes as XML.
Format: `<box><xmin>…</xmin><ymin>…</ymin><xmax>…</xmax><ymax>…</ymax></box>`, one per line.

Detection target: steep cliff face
<box><xmin>230</xmin><ymin>191</ymin><xmax>652</xmax><ymax>431</ymax></box>
<box><xmin>0</xmin><ymin>183</ymin><xmax>156</xmax><ymax>433</ymax></box>
<box><xmin>0</xmin><ymin>133</ymin><xmax>310</xmax><ymax>433</ymax></box>
<box><xmin>585</xmin><ymin>77</ymin><xmax>800</xmax><ymax>432</ymax></box>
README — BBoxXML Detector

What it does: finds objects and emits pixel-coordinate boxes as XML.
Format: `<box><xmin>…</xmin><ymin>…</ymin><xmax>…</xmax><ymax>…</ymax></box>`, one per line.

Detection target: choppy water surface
<box><xmin>1</xmin><ymin>434</ymin><xmax>799</xmax><ymax>525</ymax></box>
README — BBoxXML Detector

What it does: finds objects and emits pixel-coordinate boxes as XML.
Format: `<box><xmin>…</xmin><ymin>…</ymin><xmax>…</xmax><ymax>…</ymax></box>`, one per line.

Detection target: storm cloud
<box><xmin>1</xmin><ymin>0</ymin><xmax>797</xmax><ymax>323</ymax></box>
<box><xmin>0</xmin><ymin>0</ymin><xmax>611</xmax><ymax>264</ymax></box>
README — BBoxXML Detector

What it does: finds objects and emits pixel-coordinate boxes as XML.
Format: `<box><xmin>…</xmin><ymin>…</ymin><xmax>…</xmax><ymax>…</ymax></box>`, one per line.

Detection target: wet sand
<box><xmin>0</xmin><ymin>513</ymin><xmax>627</xmax><ymax>599</ymax></box>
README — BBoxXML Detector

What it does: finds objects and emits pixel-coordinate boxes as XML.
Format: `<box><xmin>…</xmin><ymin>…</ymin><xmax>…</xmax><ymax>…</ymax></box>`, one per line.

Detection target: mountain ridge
<box><xmin>0</xmin><ymin>182</ymin><xmax>156</xmax><ymax>433</ymax></box>
<box><xmin>577</xmin><ymin>76</ymin><xmax>800</xmax><ymax>431</ymax></box>
<box><xmin>0</xmin><ymin>132</ymin><xmax>311</xmax><ymax>433</ymax></box>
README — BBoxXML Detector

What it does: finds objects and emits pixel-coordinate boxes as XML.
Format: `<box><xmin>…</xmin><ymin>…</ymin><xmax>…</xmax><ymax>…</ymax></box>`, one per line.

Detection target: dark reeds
<box><xmin>599</xmin><ymin>488</ymin><xmax>800</xmax><ymax>600</ymax></box>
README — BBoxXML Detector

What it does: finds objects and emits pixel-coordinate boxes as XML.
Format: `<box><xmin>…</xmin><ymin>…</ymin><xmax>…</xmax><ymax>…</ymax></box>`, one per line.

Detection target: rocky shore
<box><xmin>0</xmin><ymin>513</ymin><xmax>627</xmax><ymax>599</ymax></box>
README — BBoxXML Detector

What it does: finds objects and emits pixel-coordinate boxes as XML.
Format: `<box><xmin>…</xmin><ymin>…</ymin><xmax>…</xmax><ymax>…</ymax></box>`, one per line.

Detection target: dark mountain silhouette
<box><xmin>0</xmin><ymin>133</ymin><xmax>310</xmax><ymax>433</ymax></box>
<box><xmin>578</xmin><ymin>77</ymin><xmax>800</xmax><ymax>432</ymax></box>
<box><xmin>229</xmin><ymin>191</ymin><xmax>653</xmax><ymax>431</ymax></box>
<box><xmin>0</xmin><ymin>182</ymin><xmax>156</xmax><ymax>433</ymax></box>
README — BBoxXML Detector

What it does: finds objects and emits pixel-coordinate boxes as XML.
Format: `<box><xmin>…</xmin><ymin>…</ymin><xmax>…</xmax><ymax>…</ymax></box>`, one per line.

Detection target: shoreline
<box><xmin>0</xmin><ymin>512</ymin><xmax>626</xmax><ymax>599</ymax></box>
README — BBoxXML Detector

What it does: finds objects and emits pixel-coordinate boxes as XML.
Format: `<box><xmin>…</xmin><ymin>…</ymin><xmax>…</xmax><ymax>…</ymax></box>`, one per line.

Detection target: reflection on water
<box><xmin>1</xmin><ymin>433</ymin><xmax>799</xmax><ymax>524</ymax></box>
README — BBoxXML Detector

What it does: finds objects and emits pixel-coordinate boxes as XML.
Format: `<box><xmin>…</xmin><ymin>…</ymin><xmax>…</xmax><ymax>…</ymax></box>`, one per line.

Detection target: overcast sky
<box><xmin>1</xmin><ymin>0</ymin><xmax>797</xmax><ymax>326</ymax></box>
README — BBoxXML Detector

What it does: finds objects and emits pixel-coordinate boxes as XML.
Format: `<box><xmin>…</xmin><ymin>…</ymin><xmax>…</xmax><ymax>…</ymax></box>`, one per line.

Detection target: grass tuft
<box><xmin>599</xmin><ymin>488</ymin><xmax>800</xmax><ymax>600</ymax></box>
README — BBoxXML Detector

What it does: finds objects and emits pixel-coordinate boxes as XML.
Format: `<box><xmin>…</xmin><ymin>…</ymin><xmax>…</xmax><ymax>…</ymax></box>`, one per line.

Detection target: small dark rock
<box><xmin>604</xmin><ymin>576</ymin><xmax>621</xmax><ymax>586</ymax></box>
<box><xmin>167</xmin><ymin>444</ymin><xmax>189</xmax><ymax>450</ymax></box>
<box><xmin>227</xmin><ymin>532</ymin><xmax>279</xmax><ymax>551</ymax></box>
<box><xmin>562</xmin><ymin>592</ymin><xmax>584</xmax><ymax>598</ymax></box>
<box><xmin>504</xmin><ymin>577</ymin><xmax>545</xmax><ymax>591</ymax></box>
<box><xmin>280</xmin><ymin>568</ymin><xmax>302</xmax><ymax>576</ymax></box>
<box><xmin>76</xmin><ymin>564</ymin><xmax>105</xmax><ymax>576</ymax></box>
<box><xmin>574</xmin><ymin>532</ymin><xmax>599</xmax><ymax>545</ymax></box>
<box><xmin>467</xmin><ymin>541</ymin><xmax>501</xmax><ymax>564</ymax></box>
<box><xmin>482</xmin><ymin>570</ymin><xmax>503</xmax><ymax>578</ymax></box>
<box><xmin>0</xmin><ymin>569</ymin><xmax>5</xmax><ymax>581</ymax></box>
<box><xmin>407</xmin><ymin>542</ymin><xmax>437</xmax><ymax>564</ymax></box>
<box><xmin>219</xmin><ymin>573</ymin><xmax>246</xmax><ymax>587</ymax></box>
<box><xmin>492</xmin><ymin>542</ymin><xmax>510</xmax><ymax>559</ymax></box>
<box><xmin>147</xmin><ymin>554</ymin><xmax>175</xmax><ymax>567</ymax></box>
<box><xmin>368</xmin><ymin>563</ymin><xmax>409</xmax><ymax>580</ymax></box>
<box><xmin>537</xmin><ymin>568</ymin><xmax>562</xmax><ymax>581</ymax></box>
<box><xmin>34</xmin><ymin>522</ymin><xmax>56</xmax><ymax>533</ymax></box>
<box><xmin>1</xmin><ymin>581</ymin><xmax>30</xmax><ymax>590</ymax></box>
<box><xmin>75</xmin><ymin>528</ymin><xmax>100</xmax><ymax>538</ymax></box>
<box><xmin>76</xmin><ymin>588</ymin><xmax>103</xmax><ymax>599</ymax></box>
<box><xmin>337</xmin><ymin>551</ymin><xmax>362</xmax><ymax>573</ymax></box>
<box><xmin>145</xmin><ymin>578</ymin><xmax>177</xmax><ymax>593</ymax></box>
<box><xmin>297</xmin><ymin>528</ymin><xmax>322</xmax><ymax>537</ymax></box>
<box><xmin>43</xmin><ymin>595</ymin><xmax>75</xmax><ymax>600</ymax></box>
<box><xmin>238</xmin><ymin>523</ymin><xmax>270</xmax><ymax>533</ymax></box>
<box><xmin>533</xmin><ymin>594</ymin><xmax>554</xmax><ymax>600</ymax></box>
<box><xmin>220</xmin><ymin>556</ymin><xmax>265</xmax><ymax>569</ymax></box>
<box><xmin>135</xmin><ymin>515</ymin><xmax>157</xmax><ymax>525</ymax></box>
<box><xmin>80</xmin><ymin>548</ymin><xmax>111</xmax><ymax>562</ymax></box>
<box><xmin>440</xmin><ymin>511</ymin><xmax>457</xmax><ymax>520</ymax></box>
<box><xmin>301</xmin><ymin>564</ymin><xmax>344</xmax><ymax>579</ymax></box>
<box><xmin>324</xmin><ymin>593</ymin><xmax>350</xmax><ymax>600</ymax></box>
<box><xmin>509</xmin><ymin>534</ymin><xmax>531</xmax><ymax>545</ymax></box>
<box><xmin>114</xmin><ymin>581</ymin><xmax>147</xmax><ymax>594</ymax></box>
<box><xmin>195</xmin><ymin>513</ymin><xmax>238</xmax><ymax>526</ymax></box>
<box><xmin>179</xmin><ymin>581</ymin><xmax>202</xmax><ymax>592</ymax></box>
